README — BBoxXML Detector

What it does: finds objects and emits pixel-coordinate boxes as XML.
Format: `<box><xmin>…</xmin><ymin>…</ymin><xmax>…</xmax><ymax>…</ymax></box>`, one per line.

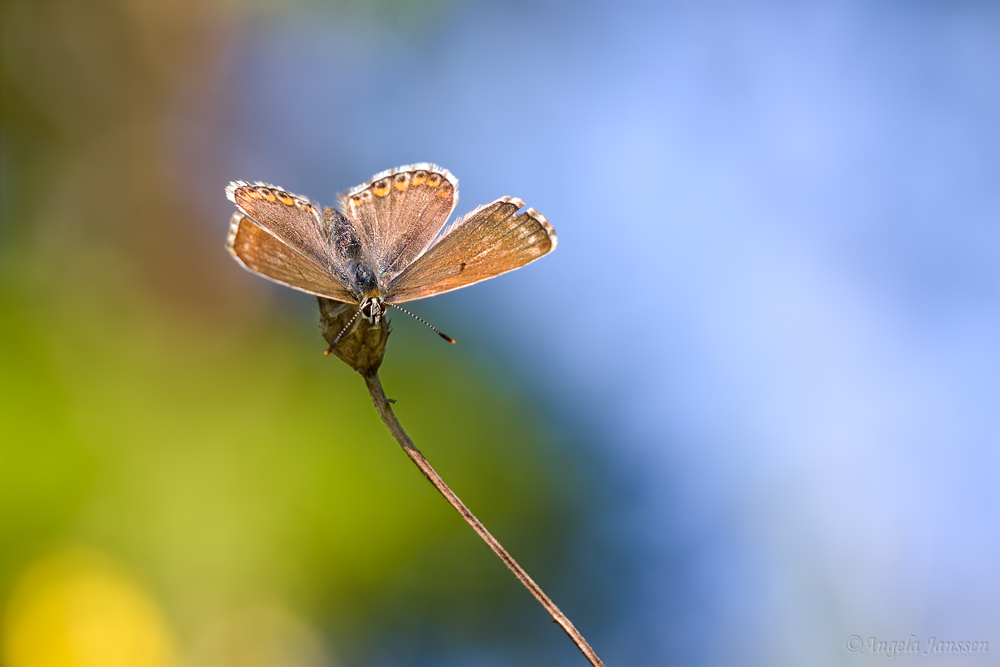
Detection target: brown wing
<box><xmin>227</xmin><ymin>180</ymin><xmax>339</xmax><ymax>272</ymax></box>
<box><xmin>226</xmin><ymin>213</ymin><xmax>358</xmax><ymax>303</ymax></box>
<box><xmin>386</xmin><ymin>197</ymin><xmax>557</xmax><ymax>304</ymax></box>
<box><xmin>339</xmin><ymin>163</ymin><xmax>458</xmax><ymax>279</ymax></box>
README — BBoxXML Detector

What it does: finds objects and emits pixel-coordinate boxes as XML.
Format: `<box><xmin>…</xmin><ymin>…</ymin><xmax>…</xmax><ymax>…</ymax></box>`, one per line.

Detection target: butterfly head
<box><xmin>360</xmin><ymin>296</ymin><xmax>385</xmax><ymax>324</ymax></box>
<box><xmin>349</xmin><ymin>259</ymin><xmax>386</xmax><ymax>322</ymax></box>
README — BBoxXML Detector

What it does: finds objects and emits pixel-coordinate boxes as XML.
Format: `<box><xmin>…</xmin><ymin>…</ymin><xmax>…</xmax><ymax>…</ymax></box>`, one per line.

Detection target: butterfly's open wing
<box><xmin>227</xmin><ymin>212</ymin><xmax>357</xmax><ymax>303</ymax></box>
<box><xmin>340</xmin><ymin>164</ymin><xmax>458</xmax><ymax>280</ymax></box>
<box><xmin>227</xmin><ymin>181</ymin><xmax>357</xmax><ymax>303</ymax></box>
<box><xmin>386</xmin><ymin>197</ymin><xmax>556</xmax><ymax>304</ymax></box>
<box><xmin>228</xmin><ymin>181</ymin><xmax>336</xmax><ymax>269</ymax></box>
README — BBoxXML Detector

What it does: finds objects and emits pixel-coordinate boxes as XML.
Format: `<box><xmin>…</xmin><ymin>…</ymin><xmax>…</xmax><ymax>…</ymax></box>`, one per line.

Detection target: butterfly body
<box><xmin>226</xmin><ymin>163</ymin><xmax>557</xmax><ymax>340</ymax></box>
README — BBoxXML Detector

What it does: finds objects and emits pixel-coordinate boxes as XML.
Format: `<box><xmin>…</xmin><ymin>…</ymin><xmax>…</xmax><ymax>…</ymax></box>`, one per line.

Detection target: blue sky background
<box><xmin>161</xmin><ymin>2</ymin><xmax>1000</xmax><ymax>664</ymax></box>
<box><xmin>173</xmin><ymin>2</ymin><xmax>1000</xmax><ymax>664</ymax></box>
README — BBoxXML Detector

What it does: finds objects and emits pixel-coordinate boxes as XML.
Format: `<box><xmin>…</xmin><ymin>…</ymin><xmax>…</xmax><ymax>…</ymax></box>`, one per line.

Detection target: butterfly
<box><xmin>226</xmin><ymin>163</ymin><xmax>557</xmax><ymax>344</ymax></box>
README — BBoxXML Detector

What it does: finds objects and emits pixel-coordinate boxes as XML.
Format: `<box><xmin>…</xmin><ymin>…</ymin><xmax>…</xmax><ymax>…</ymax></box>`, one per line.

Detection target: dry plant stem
<box><xmin>363</xmin><ymin>370</ymin><xmax>605</xmax><ymax>667</ymax></box>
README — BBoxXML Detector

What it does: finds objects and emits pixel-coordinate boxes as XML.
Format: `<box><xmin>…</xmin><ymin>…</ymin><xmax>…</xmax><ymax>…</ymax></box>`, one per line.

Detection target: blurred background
<box><xmin>1</xmin><ymin>2</ymin><xmax>997</xmax><ymax>665</ymax></box>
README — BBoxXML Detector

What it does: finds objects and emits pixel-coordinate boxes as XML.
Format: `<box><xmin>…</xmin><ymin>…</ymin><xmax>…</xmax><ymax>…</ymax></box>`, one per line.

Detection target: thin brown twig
<box><xmin>362</xmin><ymin>370</ymin><xmax>605</xmax><ymax>667</ymax></box>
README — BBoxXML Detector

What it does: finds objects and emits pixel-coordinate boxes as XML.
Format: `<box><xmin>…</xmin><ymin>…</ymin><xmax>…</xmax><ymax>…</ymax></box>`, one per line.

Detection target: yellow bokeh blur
<box><xmin>3</xmin><ymin>547</ymin><xmax>176</xmax><ymax>667</ymax></box>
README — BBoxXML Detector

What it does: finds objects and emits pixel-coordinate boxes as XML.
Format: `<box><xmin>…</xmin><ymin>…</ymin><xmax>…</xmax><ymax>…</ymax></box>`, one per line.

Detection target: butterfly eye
<box><xmin>393</xmin><ymin>173</ymin><xmax>409</xmax><ymax>190</ymax></box>
<box><xmin>372</xmin><ymin>180</ymin><xmax>390</xmax><ymax>197</ymax></box>
<box><xmin>275</xmin><ymin>191</ymin><xmax>295</xmax><ymax>205</ymax></box>
<box><xmin>426</xmin><ymin>174</ymin><xmax>441</xmax><ymax>188</ymax></box>
<box><xmin>411</xmin><ymin>170</ymin><xmax>428</xmax><ymax>186</ymax></box>
<box><xmin>255</xmin><ymin>187</ymin><xmax>276</xmax><ymax>202</ymax></box>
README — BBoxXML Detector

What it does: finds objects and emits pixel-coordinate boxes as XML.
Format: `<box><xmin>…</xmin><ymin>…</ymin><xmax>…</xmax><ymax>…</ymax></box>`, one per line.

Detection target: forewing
<box><xmin>227</xmin><ymin>212</ymin><xmax>358</xmax><ymax>303</ymax></box>
<box><xmin>339</xmin><ymin>163</ymin><xmax>458</xmax><ymax>279</ymax></box>
<box><xmin>386</xmin><ymin>197</ymin><xmax>557</xmax><ymax>304</ymax></box>
<box><xmin>227</xmin><ymin>180</ymin><xmax>337</xmax><ymax>271</ymax></box>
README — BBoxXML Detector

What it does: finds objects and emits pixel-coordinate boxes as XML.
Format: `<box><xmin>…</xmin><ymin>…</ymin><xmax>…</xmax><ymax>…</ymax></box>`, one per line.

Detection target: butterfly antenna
<box><xmin>387</xmin><ymin>304</ymin><xmax>456</xmax><ymax>344</ymax></box>
<box><xmin>325</xmin><ymin>307</ymin><xmax>364</xmax><ymax>354</ymax></box>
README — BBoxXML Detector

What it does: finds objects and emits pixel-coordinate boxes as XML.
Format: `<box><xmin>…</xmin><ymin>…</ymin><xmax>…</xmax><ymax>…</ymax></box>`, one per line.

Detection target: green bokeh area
<box><xmin>0</xmin><ymin>3</ymin><xmax>591</xmax><ymax>662</ymax></box>
<box><xmin>1</xmin><ymin>260</ymin><xmax>585</xmax><ymax>663</ymax></box>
